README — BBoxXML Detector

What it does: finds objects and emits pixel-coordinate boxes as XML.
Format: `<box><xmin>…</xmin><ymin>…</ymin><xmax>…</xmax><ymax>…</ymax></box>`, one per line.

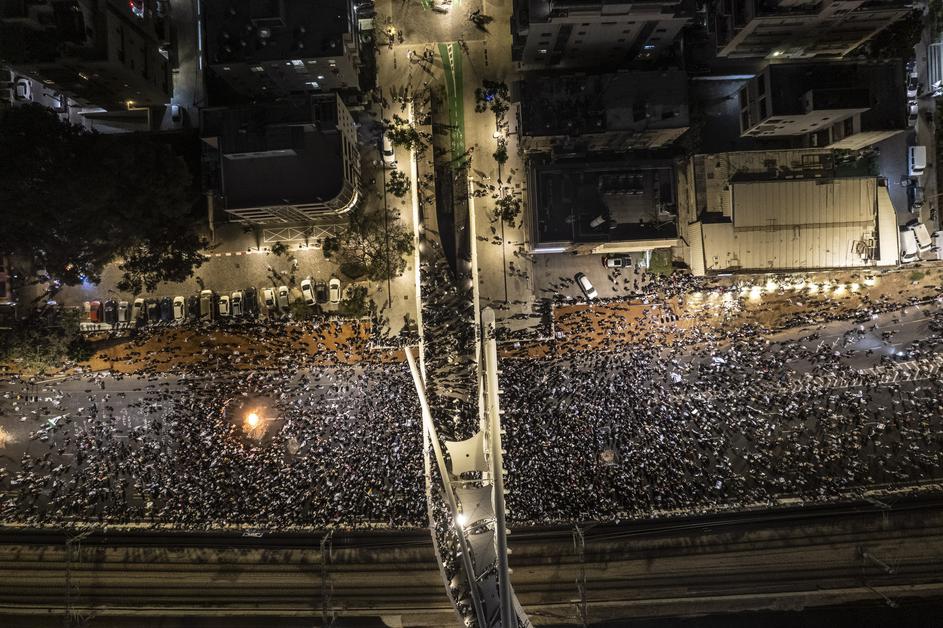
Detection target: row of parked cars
<box><xmin>82</xmin><ymin>278</ymin><xmax>343</xmax><ymax>325</ymax></box>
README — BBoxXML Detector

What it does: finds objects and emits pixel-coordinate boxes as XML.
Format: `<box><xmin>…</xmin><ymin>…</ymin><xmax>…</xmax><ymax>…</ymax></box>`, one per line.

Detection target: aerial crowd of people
<box><xmin>1</xmin><ymin>261</ymin><xmax>942</xmax><ymax>531</ymax></box>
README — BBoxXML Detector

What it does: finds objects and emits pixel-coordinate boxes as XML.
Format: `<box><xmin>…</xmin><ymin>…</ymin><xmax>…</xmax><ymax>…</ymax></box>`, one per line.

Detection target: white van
<box><xmin>908</xmin><ymin>145</ymin><xmax>927</xmax><ymax>176</ymax></box>
<box><xmin>911</xmin><ymin>221</ymin><xmax>933</xmax><ymax>251</ymax></box>
<box><xmin>899</xmin><ymin>229</ymin><xmax>920</xmax><ymax>263</ymax></box>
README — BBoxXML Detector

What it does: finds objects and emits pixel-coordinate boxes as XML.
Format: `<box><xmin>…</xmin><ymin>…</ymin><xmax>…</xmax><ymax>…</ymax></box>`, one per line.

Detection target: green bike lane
<box><xmin>438</xmin><ymin>42</ymin><xmax>467</xmax><ymax>164</ymax></box>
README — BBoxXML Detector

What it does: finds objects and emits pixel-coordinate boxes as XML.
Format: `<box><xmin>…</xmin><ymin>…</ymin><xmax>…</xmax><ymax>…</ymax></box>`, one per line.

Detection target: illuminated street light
<box><xmin>245</xmin><ymin>412</ymin><xmax>260</xmax><ymax>429</ymax></box>
<box><xmin>455</xmin><ymin>513</ymin><xmax>468</xmax><ymax>527</ymax></box>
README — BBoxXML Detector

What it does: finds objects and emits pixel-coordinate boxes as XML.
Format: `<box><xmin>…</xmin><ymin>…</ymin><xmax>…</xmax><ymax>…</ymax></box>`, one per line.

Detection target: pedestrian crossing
<box><xmin>780</xmin><ymin>354</ymin><xmax>943</xmax><ymax>394</ymax></box>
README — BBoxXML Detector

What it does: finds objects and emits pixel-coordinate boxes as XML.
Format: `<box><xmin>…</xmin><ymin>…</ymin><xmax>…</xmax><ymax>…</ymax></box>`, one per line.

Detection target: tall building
<box><xmin>737</xmin><ymin>60</ymin><xmax>904</xmax><ymax>148</ymax></box>
<box><xmin>203</xmin><ymin>0</ymin><xmax>361</xmax><ymax>98</ymax></box>
<box><xmin>512</xmin><ymin>0</ymin><xmax>691</xmax><ymax>70</ymax></box>
<box><xmin>0</xmin><ymin>0</ymin><xmax>173</xmax><ymax>108</ymax></box>
<box><xmin>711</xmin><ymin>0</ymin><xmax>911</xmax><ymax>60</ymax></box>
<box><xmin>200</xmin><ymin>93</ymin><xmax>360</xmax><ymax>224</ymax></box>
<box><xmin>519</xmin><ymin>68</ymin><xmax>690</xmax><ymax>154</ymax></box>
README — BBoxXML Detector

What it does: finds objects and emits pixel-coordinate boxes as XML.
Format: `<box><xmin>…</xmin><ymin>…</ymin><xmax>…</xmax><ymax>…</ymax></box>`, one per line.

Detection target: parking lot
<box><xmin>532</xmin><ymin>251</ymin><xmax>648</xmax><ymax>302</ymax></box>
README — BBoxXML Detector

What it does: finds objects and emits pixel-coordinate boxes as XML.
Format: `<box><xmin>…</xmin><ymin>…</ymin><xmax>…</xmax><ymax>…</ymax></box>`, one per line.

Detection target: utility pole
<box><xmin>573</xmin><ymin>525</ymin><xmax>588</xmax><ymax>628</ymax></box>
<box><xmin>64</xmin><ymin>529</ymin><xmax>92</xmax><ymax>628</ymax></box>
<box><xmin>321</xmin><ymin>530</ymin><xmax>335</xmax><ymax>627</ymax></box>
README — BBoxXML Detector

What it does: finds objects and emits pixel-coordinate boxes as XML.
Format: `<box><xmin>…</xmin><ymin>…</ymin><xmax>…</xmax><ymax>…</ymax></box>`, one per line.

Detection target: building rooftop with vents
<box><xmin>202</xmin><ymin>0</ymin><xmax>360</xmax><ymax>97</ymax></box>
<box><xmin>686</xmin><ymin>149</ymin><xmax>898</xmax><ymax>274</ymax></box>
<box><xmin>519</xmin><ymin>69</ymin><xmax>690</xmax><ymax>153</ymax></box>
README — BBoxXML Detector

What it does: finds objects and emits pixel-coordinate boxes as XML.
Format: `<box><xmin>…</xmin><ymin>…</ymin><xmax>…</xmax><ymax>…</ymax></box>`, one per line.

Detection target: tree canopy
<box><xmin>324</xmin><ymin>204</ymin><xmax>413</xmax><ymax>282</ymax></box>
<box><xmin>0</xmin><ymin>104</ymin><xmax>207</xmax><ymax>291</ymax></box>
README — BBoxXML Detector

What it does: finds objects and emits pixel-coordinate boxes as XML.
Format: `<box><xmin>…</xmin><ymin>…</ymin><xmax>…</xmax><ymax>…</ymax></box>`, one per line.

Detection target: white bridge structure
<box><xmin>406</xmin><ymin>307</ymin><xmax>530</xmax><ymax>628</ymax></box>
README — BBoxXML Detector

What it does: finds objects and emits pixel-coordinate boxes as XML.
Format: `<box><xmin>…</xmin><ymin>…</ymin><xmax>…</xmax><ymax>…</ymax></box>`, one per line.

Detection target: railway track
<box><xmin>2</xmin><ymin>497</ymin><xmax>943</xmax><ymax>625</ymax></box>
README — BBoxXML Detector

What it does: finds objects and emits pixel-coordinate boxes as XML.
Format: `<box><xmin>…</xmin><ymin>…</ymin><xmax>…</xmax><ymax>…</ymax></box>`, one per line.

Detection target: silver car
<box><xmin>231</xmin><ymin>290</ymin><xmax>244</xmax><ymax>317</ymax></box>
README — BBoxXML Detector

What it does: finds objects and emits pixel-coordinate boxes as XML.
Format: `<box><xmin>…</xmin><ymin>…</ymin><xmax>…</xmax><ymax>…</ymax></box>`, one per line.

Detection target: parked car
<box><xmin>900</xmin><ymin>228</ymin><xmax>920</xmax><ymax>263</ymax></box>
<box><xmin>103</xmin><ymin>299</ymin><xmax>117</xmax><ymax>324</ymax></box>
<box><xmin>328</xmin><ymin>277</ymin><xmax>341</xmax><ymax>304</ymax></box>
<box><xmin>117</xmin><ymin>301</ymin><xmax>130</xmax><ymax>323</ymax></box>
<box><xmin>262</xmin><ymin>288</ymin><xmax>276</xmax><ymax>314</ymax></box>
<box><xmin>231</xmin><ymin>290</ymin><xmax>244</xmax><ymax>317</ymax></box>
<box><xmin>575</xmin><ymin>272</ymin><xmax>598</xmax><ymax>300</ymax></box>
<box><xmin>218</xmin><ymin>294</ymin><xmax>231</xmax><ymax>317</ymax></box>
<box><xmin>315</xmin><ymin>281</ymin><xmax>328</xmax><ymax>303</ymax></box>
<box><xmin>301</xmin><ymin>278</ymin><xmax>316</xmax><ymax>305</ymax></box>
<box><xmin>603</xmin><ymin>255</ymin><xmax>631</xmax><ymax>268</ymax></box>
<box><xmin>145</xmin><ymin>298</ymin><xmax>160</xmax><ymax>324</ymax></box>
<box><xmin>199</xmin><ymin>290</ymin><xmax>215</xmax><ymax>321</ymax></box>
<box><xmin>381</xmin><ymin>134</ymin><xmax>397</xmax><ymax>168</ymax></box>
<box><xmin>907</xmin><ymin>72</ymin><xmax>920</xmax><ymax>99</ymax></box>
<box><xmin>244</xmin><ymin>287</ymin><xmax>259</xmax><ymax>318</ymax></box>
<box><xmin>13</xmin><ymin>77</ymin><xmax>30</xmax><ymax>101</ymax></box>
<box><xmin>159</xmin><ymin>296</ymin><xmax>173</xmax><ymax>322</ymax></box>
<box><xmin>88</xmin><ymin>300</ymin><xmax>102</xmax><ymax>323</ymax></box>
<box><xmin>187</xmin><ymin>295</ymin><xmax>200</xmax><ymax>319</ymax></box>
<box><xmin>172</xmin><ymin>296</ymin><xmax>186</xmax><ymax>322</ymax></box>
<box><xmin>277</xmin><ymin>285</ymin><xmax>290</xmax><ymax>310</ymax></box>
<box><xmin>131</xmin><ymin>298</ymin><xmax>145</xmax><ymax>322</ymax></box>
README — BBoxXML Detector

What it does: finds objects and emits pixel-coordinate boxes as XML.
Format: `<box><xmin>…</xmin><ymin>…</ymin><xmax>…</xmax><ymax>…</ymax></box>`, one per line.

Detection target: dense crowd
<box><xmin>502</xmin><ymin>326</ymin><xmax>943</xmax><ymax>522</ymax></box>
<box><xmin>2</xmin><ymin>265</ymin><xmax>943</xmax><ymax>531</ymax></box>
<box><xmin>1</xmin><ymin>364</ymin><xmax>426</xmax><ymax>529</ymax></box>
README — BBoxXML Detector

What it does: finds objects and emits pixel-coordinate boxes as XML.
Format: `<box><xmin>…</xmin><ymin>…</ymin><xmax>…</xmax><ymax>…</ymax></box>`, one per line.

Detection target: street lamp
<box><xmin>245</xmin><ymin>412</ymin><xmax>260</xmax><ymax>429</ymax></box>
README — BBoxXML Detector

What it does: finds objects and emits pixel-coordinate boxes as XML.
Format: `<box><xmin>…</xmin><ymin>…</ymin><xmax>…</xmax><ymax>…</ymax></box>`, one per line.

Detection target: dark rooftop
<box><xmin>520</xmin><ymin>70</ymin><xmax>688</xmax><ymax>137</ymax></box>
<box><xmin>204</xmin><ymin>0</ymin><xmax>352</xmax><ymax>64</ymax></box>
<box><xmin>531</xmin><ymin>158</ymin><xmax>678</xmax><ymax>244</ymax></box>
<box><xmin>767</xmin><ymin>61</ymin><xmax>903</xmax><ymax>128</ymax></box>
<box><xmin>201</xmin><ymin>96</ymin><xmax>345</xmax><ymax>209</ymax></box>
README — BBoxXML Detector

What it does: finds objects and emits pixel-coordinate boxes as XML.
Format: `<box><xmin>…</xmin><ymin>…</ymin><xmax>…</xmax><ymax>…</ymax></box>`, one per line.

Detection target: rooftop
<box><xmin>531</xmin><ymin>158</ymin><xmax>678</xmax><ymax>245</ymax></box>
<box><xmin>693</xmin><ymin>177</ymin><xmax>898</xmax><ymax>272</ymax></box>
<box><xmin>201</xmin><ymin>95</ymin><xmax>345</xmax><ymax>209</ymax></box>
<box><xmin>204</xmin><ymin>0</ymin><xmax>352</xmax><ymax>64</ymax></box>
<box><xmin>520</xmin><ymin>69</ymin><xmax>689</xmax><ymax>137</ymax></box>
<box><xmin>766</xmin><ymin>61</ymin><xmax>902</xmax><ymax>127</ymax></box>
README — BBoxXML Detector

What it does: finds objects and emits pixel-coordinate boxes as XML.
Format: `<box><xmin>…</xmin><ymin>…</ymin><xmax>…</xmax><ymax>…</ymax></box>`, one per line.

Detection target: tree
<box><xmin>339</xmin><ymin>285</ymin><xmax>372</xmax><ymax>318</ymax></box>
<box><xmin>385</xmin><ymin>170</ymin><xmax>411</xmax><ymax>198</ymax></box>
<box><xmin>289</xmin><ymin>297</ymin><xmax>310</xmax><ymax>320</ymax></box>
<box><xmin>331</xmin><ymin>204</ymin><xmax>414</xmax><ymax>281</ymax></box>
<box><xmin>495</xmin><ymin>193</ymin><xmax>522</xmax><ymax>225</ymax></box>
<box><xmin>493</xmin><ymin>138</ymin><xmax>508</xmax><ymax>165</ymax></box>
<box><xmin>474</xmin><ymin>80</ymin><xmax>510</xmax><ymax>122</ymax></box>
<box><xmin>270</xmin><ymin>241</ymin><xmax>289</xmax><ymax>256</ymax></box>
<box><xmin>0</xmin><ymin>308</ymin><xmax>89</xmax><ymax>372</ymax></box>
<box><xmin>116</xmin><ymin>227</ymin><xmax>208</xmax><ymax>293</ymax></box>
<box><xmin>0</xmin><ymin>105</ymin><xmax>205</xmax><ymax>290</ymax></box>
<box><xmin>385</xmin><ymin>114</ymin><xmax>428</xmax><ymax>153</ymax></box>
